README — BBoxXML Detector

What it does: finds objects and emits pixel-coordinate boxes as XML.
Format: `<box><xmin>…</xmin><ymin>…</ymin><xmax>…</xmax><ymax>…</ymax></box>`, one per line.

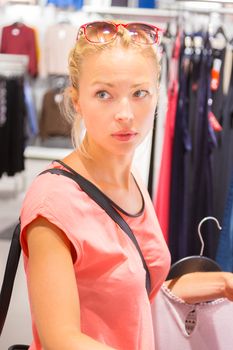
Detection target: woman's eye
<box><xmin>133</xmin><ymin>90</ymin><xmax>149</xmax><ymax>98</ymax></box>
<box><xmin>96</xmin><ymin>91</ymin><xmax>111</xmax><ymax>99</ymax></box>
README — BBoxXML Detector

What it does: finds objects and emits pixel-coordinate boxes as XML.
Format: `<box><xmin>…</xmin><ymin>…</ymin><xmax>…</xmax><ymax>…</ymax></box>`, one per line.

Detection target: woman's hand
<box><xmin>164</xmin><ymin>271</ymin><xmax>233</xmax><ymax>304</ymax></box>
<box><xmin>224</xmin><ymin>273</ymin><xmax>233</xmax><ymax>301</ymax></box>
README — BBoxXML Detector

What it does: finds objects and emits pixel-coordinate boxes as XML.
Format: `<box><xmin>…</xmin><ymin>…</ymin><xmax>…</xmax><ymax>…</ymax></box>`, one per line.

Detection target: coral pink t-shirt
<box><xmin>20</xmin><ymin>162</ymin><xmax>171</xmax><ymax>350</ymax></box>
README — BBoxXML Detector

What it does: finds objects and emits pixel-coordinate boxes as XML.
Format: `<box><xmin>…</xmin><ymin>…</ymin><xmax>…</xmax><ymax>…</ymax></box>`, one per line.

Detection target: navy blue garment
<box><xmin>168</xmin><ymin>37</ymin><xmax>192</xmax><ymax>263</ymax></box>
<box><xmin>187</xmin><ymin>34</ymin><xmax>217</xmax><ymax>259</ymax></box>
<box><xmin>216</xmin><ymin>168</ymin><xmax>233</xmax><ymax>271</ymax></box>
<box><xmin>212</xmin><ymin>51</ymin><xmax>233</xmax><ymax>244</ymax></box>
<box><xmin>169</xmin><ymin>32</ymin><xmax>217</xmax><ymax>263</ymax></box>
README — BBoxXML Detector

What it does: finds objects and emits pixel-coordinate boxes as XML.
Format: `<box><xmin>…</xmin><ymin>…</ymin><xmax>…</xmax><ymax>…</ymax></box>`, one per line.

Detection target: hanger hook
<box><xmin>198</xmin><ymin>216</ymin><xmax>222</xmax><ymax>256</ymax></box>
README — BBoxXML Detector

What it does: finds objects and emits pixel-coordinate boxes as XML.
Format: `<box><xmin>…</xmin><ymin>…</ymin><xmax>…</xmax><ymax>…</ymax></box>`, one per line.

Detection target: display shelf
<box><xmin>83</xmin><ymin>5</ymin><xmax>177</xmax><ymax>17</ymax></box>
<box><xmin>24</xmin><ymin>146</ymin><xmax>71</xmax><ymax>160</ymax></box>
<box><xmin>82</xmin><ymin>5</ymin><xmax>178</xmax><ymax>21</ymax></box>
<box><xmin>83</xmin><ymin>3</ymin><xmax>233</xmax><ymax>19</ymax></box>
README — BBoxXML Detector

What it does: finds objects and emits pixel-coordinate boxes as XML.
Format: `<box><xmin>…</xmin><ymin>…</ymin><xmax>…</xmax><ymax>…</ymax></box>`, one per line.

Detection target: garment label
<box><xmin>12</xmin><ymin>28</ymin><xmax>20</xmax><ymax>36</ymax></box>
<box><xmin>54</xmin><ymin>93</ymin><xmax>63</xmax><ymax>104</ymax></box>
<box><xmin>211</xmin><ymin>58</ymin><xmax>222</xmax><ymax>91</ymax></box>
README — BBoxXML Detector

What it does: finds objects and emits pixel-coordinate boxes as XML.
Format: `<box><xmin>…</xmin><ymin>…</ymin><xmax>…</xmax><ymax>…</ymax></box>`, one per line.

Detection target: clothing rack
<box><xmin>0</xmin><ymin>54</ymin><xmax>28</xmax><ymax>192</ymax></box>
<box><xmin>0</xmin><ymin>53</ymin><xmax>28</xmax><ymax>77</ymax></box>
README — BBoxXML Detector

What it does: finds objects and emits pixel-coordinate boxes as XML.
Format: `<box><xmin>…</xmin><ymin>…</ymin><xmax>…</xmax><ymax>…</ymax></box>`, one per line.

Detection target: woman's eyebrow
<box><xmin>91</xmin><ymin>81</ymin><xmax>150</xmax><ymax>87</ymax></box>
<box><xmin>91</xmin><ymin>81</ymin><xmax>114</xmax><ymax>87</ymax></box>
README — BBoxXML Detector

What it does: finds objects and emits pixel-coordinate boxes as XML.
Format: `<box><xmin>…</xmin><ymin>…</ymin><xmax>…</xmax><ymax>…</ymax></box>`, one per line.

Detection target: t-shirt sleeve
<box><xmin>20</xmin><ymin>172</ymin><xmax>82</xmax><ymax>263</ymax></box>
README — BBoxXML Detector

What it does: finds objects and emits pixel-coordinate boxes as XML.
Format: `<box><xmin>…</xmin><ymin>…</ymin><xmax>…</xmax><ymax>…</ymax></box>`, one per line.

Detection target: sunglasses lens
<box><xmin>85</xmin><ymin>22</ymin><xmax>117</xmax><ymax>43</ymax></box>
<box><xmin>127</xmin><ymin>23</ymin><xmax>159</xmax><ymax>44</ymax></box>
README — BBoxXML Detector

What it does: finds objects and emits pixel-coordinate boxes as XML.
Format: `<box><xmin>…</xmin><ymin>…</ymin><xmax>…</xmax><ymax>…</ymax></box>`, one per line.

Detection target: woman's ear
<box><xmin>70</xmin><ymin>87</ymin><xmax>81</xmax><ymax>114</ymax></box>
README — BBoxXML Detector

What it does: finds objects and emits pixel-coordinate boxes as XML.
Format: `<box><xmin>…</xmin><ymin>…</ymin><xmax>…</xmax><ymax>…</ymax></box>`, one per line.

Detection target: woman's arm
<box><xmin>27</xmin><ymin>217</ymin><xmax>115</xmax><ymax>350</ymax></box>
<box><xmin>165</xmin><ymin>271</ymin><xmax>233</xmax><ymax>304</ymax></box>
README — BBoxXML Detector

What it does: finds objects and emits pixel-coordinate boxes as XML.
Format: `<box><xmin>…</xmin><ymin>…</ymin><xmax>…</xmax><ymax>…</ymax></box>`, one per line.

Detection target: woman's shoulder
<box><xmin>20</xmin><ymin>161</ymin><xmax>83</xmax><ymax>218</ymax></box>
<box><xmin>20</xmin><ymin>158</ymin><xmax>107</xmax><ymax>221</ymax></box>
<box><xmin>26</xmin><ymin>161</ymin><xmax>80</xmax><ymax>195</ymax></box>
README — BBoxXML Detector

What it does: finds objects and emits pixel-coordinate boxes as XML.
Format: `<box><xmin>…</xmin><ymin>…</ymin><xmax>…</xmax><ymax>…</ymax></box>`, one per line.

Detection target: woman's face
<box><xmin>75</xmin><ymin>46</ymin><xmax>159</xmax><ymax>158</ymax></box>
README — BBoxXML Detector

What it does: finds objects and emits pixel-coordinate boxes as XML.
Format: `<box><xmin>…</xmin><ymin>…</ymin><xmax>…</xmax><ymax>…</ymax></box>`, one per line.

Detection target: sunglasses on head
<box><xmin>77</xmin><ymin>21</ymin><xmax>162</xmax><ymax>45</ymax></box>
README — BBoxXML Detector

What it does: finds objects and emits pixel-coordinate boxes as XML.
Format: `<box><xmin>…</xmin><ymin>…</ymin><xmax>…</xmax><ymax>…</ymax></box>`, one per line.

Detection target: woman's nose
<box><xmin>114</xmin><ymin>98</ymin><xmax>134</xmax><ymax>122</ymax></box>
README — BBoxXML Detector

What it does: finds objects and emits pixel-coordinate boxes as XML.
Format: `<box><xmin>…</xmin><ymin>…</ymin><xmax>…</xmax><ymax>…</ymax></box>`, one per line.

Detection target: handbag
<box><xmin>0</xmin><ymin>161</ymin><xmax>151</xmax><ymax>349</ymax></box>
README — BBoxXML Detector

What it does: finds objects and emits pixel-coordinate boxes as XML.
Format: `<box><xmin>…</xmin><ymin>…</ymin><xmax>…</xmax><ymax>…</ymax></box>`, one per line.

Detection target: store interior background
<box><xmin>1</xmin><ymin>0</ymin><xmax>233</xmax><ymax>348</ymax></box>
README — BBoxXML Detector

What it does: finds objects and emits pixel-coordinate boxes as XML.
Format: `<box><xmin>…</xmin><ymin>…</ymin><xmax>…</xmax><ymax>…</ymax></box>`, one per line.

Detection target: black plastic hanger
<box><xmin>166</xmin><ymin>217</ymin><xmax>222</xmax><ymax>280</ymax></box>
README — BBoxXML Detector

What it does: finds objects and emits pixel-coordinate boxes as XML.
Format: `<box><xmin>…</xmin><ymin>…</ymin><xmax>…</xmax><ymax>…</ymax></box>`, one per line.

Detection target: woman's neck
<box><xmin>76</xmin><ymin>148</ymin><xmax>133</xmax><ymax>190</ymax></box>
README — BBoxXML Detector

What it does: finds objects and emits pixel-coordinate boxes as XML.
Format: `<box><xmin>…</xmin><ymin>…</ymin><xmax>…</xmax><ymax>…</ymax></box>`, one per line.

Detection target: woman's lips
<box><xmin>111</xmin><ymin>131</ymin><xmax>138</xmax><ymax>142</ymax></box>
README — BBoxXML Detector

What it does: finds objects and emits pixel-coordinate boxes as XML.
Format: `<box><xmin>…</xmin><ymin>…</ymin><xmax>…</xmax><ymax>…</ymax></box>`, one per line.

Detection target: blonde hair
<box><xmin>61</xmin><ymin>24</ymin><xmax>161</xmax><ymax>152</ymax></box>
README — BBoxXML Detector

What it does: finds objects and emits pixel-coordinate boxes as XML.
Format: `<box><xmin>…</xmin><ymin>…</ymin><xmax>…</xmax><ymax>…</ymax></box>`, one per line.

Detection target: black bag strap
<box><xmin>41</xmin><ymin>160</ymin><xmax>151</xmax><ymax>295</ymax></box>
<box><xmin>0</xmin><ymin>223</ymin><xmax>21</xmax><ymax>336</ymax></box>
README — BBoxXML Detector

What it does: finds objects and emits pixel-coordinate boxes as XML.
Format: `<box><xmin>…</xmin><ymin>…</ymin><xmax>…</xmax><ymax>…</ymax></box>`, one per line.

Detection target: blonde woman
<box><xmin>20</xmin><ymin>22</ymin><xmax>233</xmax><ymax>350</ymax></box>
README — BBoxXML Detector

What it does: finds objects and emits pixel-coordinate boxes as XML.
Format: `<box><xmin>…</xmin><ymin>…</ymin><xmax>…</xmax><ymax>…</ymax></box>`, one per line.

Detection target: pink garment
<box><xmin>154</xmin><ymin>33</ymin><xmax>181</xmax><ymax>242</ymax></box>
<box><xmin>20</xmin><ymin>162</ymin><xmax>171</xmax><ymax>350</ymax></box>
<box><xmin>39</xmin><ymin>23</ymin><xmax>77</xmax><ymax>77</ymax></box>
<box><xmin>152</xmin><ymin>284</ymin><xmax>233</xmax><ymax>350</ymax></box>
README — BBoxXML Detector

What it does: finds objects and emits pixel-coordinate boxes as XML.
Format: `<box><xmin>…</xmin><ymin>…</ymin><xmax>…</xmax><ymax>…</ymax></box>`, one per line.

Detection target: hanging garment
<box><xmin>0</xmin><ymin>23</ymin><xmax>38</xmax><ymax>77</ymax></box>
<box><xmin>187</xmin><ymin>33</ymin><xmax>216</xmax><ymax>259</ymax></box>
<box><xmin>32</xmin><ymin>27</ymin><xmax>41</xmax><ymax>65</ymax></box>
<box><xmin>40</xmin><ymin>23</ymin><xmax>77</xmax><ymax>77</ymax></box>
<box><xmin>24</xmin><ymin>79</ymin><xmax>38</xmax><ymax>137</ymax></box>
<box><xmin>168</xmin><ymin>38</ymin><xmax>192</xmax><ymax>262</ymax></box>
<box><xmin>0</xmin><ymin>76</ymin><xmax>26</xmax><ymax>177</ymax></box>
<box><xmin>39</xmin><ymin>88</ymin><xmax>71</xmax><ymax>139</ymax></box>
<box><xmin>154</xmin><ymin>33</ymin><xmax>181</xmax><ymax>242</ymax></box>
<box><xmin>152</xmin><ymin>284</ymin><xmax>233</xmax><ymax>350</ymax></box>
<box><xmin>216</xmin><ymin>166</ymin><xmax>233</xmax><ymax>271</ymax></box>
<box><xmin>169</xmin><ymin>32</ymin><xmax>216</xmax><ymax>262</ymax></box>
<box><xmin>212</xmin><ymin>58</ymin><xmax>233</xmax><ymax>240</ymax></box>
